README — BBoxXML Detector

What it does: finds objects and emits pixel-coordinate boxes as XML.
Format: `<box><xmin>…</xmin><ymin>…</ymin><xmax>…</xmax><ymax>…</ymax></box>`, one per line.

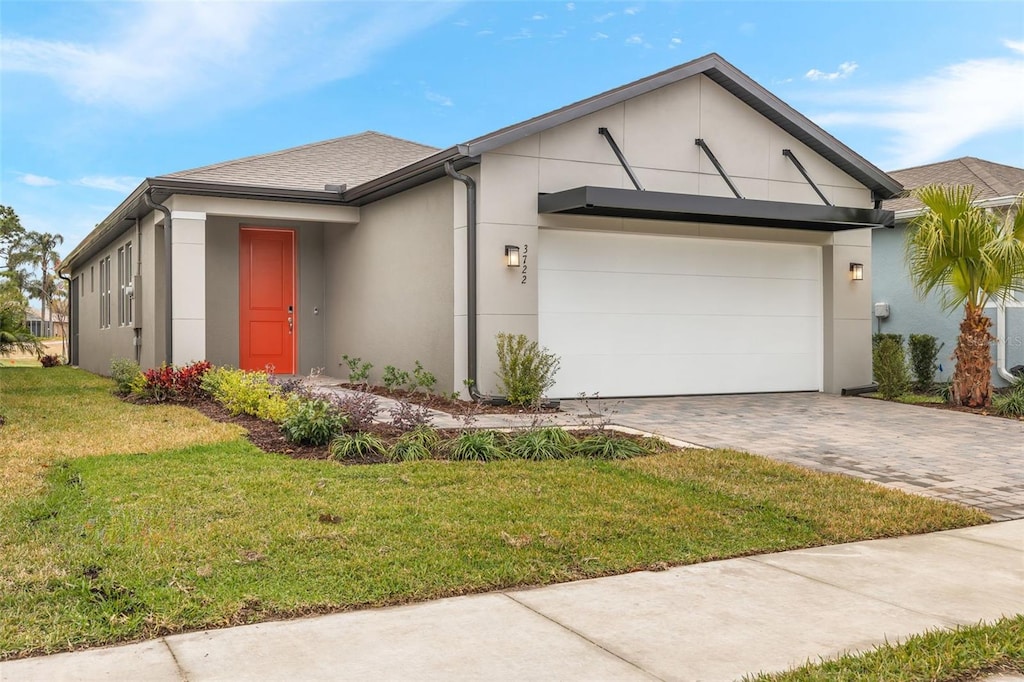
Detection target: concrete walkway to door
<box><xmin>563</xmin><ymin>393</ymin><xmax>1024</xmax><ymax>521</ymax></box>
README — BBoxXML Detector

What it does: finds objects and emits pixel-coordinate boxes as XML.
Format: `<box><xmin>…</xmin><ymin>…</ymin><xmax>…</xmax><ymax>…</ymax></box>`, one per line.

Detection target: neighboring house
<box><xmin>873</xmin><ymin>157</ymin><xmax>1024</xmax><ymax>387</ymax></box>
<box><xmin>60</xmin><ymin>53</ymin><xmax>901</xmax><ymax>399</ymax></box>
<box><xmin>26</xmin><ymin>307</ymin><xmax>66</xmax><ymax>339</ymax></box>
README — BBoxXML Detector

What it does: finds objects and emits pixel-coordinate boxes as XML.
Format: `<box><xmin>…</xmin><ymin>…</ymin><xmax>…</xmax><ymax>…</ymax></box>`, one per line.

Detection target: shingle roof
<box><xmin>884</xmin><ymin>157</ymin><xmax>1024</xmax><ymax>213</ymax></box>
<box><xmin>162</xmin><ymin>131</ymin><xmax>439</xmax><ymax>192</ymax></box>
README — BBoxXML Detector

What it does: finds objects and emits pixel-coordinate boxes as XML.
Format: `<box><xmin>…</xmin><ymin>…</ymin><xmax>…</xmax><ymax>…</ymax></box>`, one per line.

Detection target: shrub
<box><xmin>329</xmin><ymin>391</ymin><xmax>380</xmax><ymax>430</ymax></box>
<box><xmin>389</xmin><ymin>400</ymin><xmax>433</xmax><ymax>431</ymax></box>
<box><xmin>507</xmin><ymin>427</ymin><xmax>576</xmax><ymax>461</ymax></box>
<box><xmin>993</xmin><ymin>378</ymin><xmax>1024</xmax><ymax>417</ymax></box>
<box><xmin>201</xmin><ymin>366</ymin><xmax>291</xmax><ymax>422</ymax></box>
<box><xmin>382</xmin><ymin>365</ymin><xmax>411</xmax><ymax>391</ymax></box>
<box><xmin>281</xmin><ymin>398</ymin><xmax>348</xmax><ymax>446</ymax></box>
<box><xmin>110</xmin><ymin>358</ymin><xmax>143</xmax><ymax>395</ymax></box>
<box><xmin>412</xmin><ymin>361</ymin><xmax>436</xmax><ymax>394</ymax></box>
<box><xmin>39</xmin><ymin>354</ymin><xmax>61</xmax><ymax>367</ymax></box>
<box><xmin>340</xmin><ymin>355</ymin><xmax>372</xmax><ymax>384</ymax></box>
<box><xmin>908</xmin><ymin>334</ymin><xmax>941</xmax><ymax>392</ymax></box>
<box><xmin>139</xmin><ymin>360</ymin><xmax>212</xmax><ymax>402</ymax></box>
<box><xmin>872</xmin><ymin>337</ymin><xmax>911</xmax><ymax>400</ymax></box>
<box><xmin>444</xmin><ymin>430</ymin><xmax>507</xmax><ymax>462</ymax></box>
<box><xmin>495</xmin><ymin>333</ymin><xmax>560</xmax><ymax>407</ymax></box>
<box><xmin>387</xmin><ymin>427</ymin><xmax>440</xmax><ymax>462</ymax></box>
<box><xmin>573</xmin><ymin>433</ymin><xmax>651</xmax><ymax>460</ymax></box>
<box><xmin>330</xmin><ymin>432</ymin><xmax>386</xmax><ymax>460</ymax></box>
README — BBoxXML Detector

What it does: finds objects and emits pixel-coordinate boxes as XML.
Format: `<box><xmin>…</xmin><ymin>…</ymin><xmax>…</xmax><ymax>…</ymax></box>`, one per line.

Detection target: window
<box><xmin>90</xmin><ymin>266</ymin><xmax>95</xmax><ymax>293</ymax></box>
<box><xmin>99</xmin><ymin>256</ymin><xmax>111</xmax><ymax>328</ymax></box>
<box><xmin>117</xmin><ymin>243</ymin><xmax>133</xmax><ymax>326</ymax></box>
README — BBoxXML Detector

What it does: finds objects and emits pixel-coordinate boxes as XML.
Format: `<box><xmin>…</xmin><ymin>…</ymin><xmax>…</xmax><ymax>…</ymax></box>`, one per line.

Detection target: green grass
<box><xmin>865</xmin><ymin>391</ymin><xmax>946</xmax><ymax>405</ymax></box>
<box><xmin>748</xmin><ymin>615</ymin><xmax>1024</xmax><ymax>681</ymax></box>
<box><xmin>0</xmin><ymin>367</ymin><xmax>990</xmax><ymax>659</ymax></box>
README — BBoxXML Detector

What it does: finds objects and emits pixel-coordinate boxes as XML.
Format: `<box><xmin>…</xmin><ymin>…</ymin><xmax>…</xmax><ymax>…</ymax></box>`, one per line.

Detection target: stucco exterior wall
<box><xmin>465</xmin><ymin>72</ymin><xmax>875</xmax><ymax>395</ymax></box>
<box><xmin>873</xmin><ymin>223</ymin><xmax>1024</xmax><ymax>386</ymax></box>
<box><xmin>325</xmin><ymin>177</ymin><xmax>455</xmax><ymax>390</ymax></box>
<box><xmin>69</xmin><ymin>224</ymin><xmax>143</xmax><ymax>375</ymax></box>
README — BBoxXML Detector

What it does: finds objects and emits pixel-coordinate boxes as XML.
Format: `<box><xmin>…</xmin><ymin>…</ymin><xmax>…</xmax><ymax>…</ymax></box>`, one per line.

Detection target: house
<box><xmin>60</xmin><ymin>53</ymin><xmax>901</xmax><ymax>399</ymax></box>
<box><xmin>873</xmin><ymin>157</ymin><xmax>1024</xmax><ymax>386</ymax></box>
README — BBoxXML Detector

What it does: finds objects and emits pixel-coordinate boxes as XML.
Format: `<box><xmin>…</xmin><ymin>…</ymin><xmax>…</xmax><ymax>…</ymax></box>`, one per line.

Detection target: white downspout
<box><xmin>996</xmin><ymin>302</ymin><xmax>1015</xmax><ymax>383</ymax></box>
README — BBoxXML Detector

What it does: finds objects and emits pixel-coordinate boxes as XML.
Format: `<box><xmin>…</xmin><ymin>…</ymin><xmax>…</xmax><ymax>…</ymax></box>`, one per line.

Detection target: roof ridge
<box><xmin>164</xmin><ymin>131</ymin><xmax>436</xmax><ymax>178</ymax></box>
<box><xmin>960</xmin><ymin>157</ymin><xmax>1019</xmax><ymax>195</ymax></box>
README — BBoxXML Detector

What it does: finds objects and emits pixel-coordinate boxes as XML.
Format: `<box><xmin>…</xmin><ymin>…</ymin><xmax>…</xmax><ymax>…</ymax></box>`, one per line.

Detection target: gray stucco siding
<box><xmin>323</xmin><ymin>177</ymin><xmax>455</xmax><ymax>391</ymax></box>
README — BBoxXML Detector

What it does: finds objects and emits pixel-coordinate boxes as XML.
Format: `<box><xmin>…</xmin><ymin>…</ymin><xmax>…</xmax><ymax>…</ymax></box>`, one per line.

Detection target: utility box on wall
<box><xmin>874</xmin><ymin>302</ymin><xmax>890</xmax><ymax>319</ymax></box>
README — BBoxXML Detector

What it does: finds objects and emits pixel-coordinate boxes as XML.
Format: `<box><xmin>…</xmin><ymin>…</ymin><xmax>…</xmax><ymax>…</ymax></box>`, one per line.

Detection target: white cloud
<box><xmin>592</xmin><ymin>32</ymin><xmax>609</xmax><ymax>40</ymax></box>
<box><xmin>566</xmin><ymin>2</ymin><xmax>576</xmax><ymax>10</ymax></box>
<box><xmin>75</xmin><ymin>176</ymin><xmax>141</xmax><ymax>193</ymax></box>
<box><xmin>669</xmin><ymin>37</ymin><xmax>682</xmax><ymax>49</ymax></box>
<box><xmin>532</xmin><ymin>13</ymin><xmax>547</xmax><ymax>20</ymax></box>
<box><xmin>808</xmin><ymin>45</ymin><xmax>1024</xmax><ymax>168</ymax></box>
<box><xmin>624</xmin><ymin>7</ymin><xmax>640</xmax><ymax>16</ymax></box>
<box><xmin>1004</xmin><ymin>38</ymin><xmax>1024</xmax><ymax>54</ymax></box>
<box><xmin>805</xmin><ymin>61</ymin><xmax>858</xmax><ymax>81</ymax></box>
<box><xmin>503</xmin><ymin>28</ymin><xmax>532</xmax><ymax>41</ymax></box>
<box><xmin>0</xmin><ymin>2</ymin><xmax>456</xmax><ymax>115</ymax></box>
<box><xmin>477</xmin><ymin>29</ymin><xmax>494</xmax><ymax>36</ymax></box>
<box><xmin>625</xmin><ymin>34</ymin><xmax>651</xmax><ymax>48</ymax></box>
<box><xmin>425</xmin><ymin>91</ymin><xmax>453</xmax><ymax>107</ymax></box>
<box><xmin>18</xmin><ymin>173</ymin><xmax>59</xmax><ymax>187</ymax></box>
<box><xmin>594</xmin><ymin>12</ymin><xmax>615</xmax><ymax>23</ymax></box>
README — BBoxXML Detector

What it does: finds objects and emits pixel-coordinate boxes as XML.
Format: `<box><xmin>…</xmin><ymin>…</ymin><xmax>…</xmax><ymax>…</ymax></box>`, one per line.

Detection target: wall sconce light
<box><xmin>505</xmin><ymin>245</ymin><xmax>520</xmax><ymax>268</ymax></box>
<box><xmin>849</xmin><ymin>263</ymin><xmax>864</xmax><ymax>281</ymax></box>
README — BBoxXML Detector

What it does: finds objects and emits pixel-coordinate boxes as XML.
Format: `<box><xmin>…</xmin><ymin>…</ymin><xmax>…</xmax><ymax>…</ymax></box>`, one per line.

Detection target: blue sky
<box><xmin>2</xmin><ymin>0</ymin><xmax>1023</xmax><ymax>258</ymax></box>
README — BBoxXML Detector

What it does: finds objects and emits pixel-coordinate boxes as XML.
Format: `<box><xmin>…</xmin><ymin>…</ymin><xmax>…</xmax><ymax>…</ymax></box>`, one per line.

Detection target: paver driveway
<box><xmin>564</xmin><ymin>393</ymin><xmax>1024</xmax><ymax>521</ymax></box>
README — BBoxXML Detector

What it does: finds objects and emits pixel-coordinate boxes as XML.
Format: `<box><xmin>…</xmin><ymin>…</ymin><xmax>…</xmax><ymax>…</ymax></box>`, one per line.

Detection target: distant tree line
<box><xmin>1</xmin><ymin>205</ymin><xmax>65</xmax><ymax>357</ymax></box>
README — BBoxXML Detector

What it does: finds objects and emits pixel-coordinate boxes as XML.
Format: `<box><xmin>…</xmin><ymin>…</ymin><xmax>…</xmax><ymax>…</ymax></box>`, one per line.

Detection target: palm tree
<box><xmin>0</xmin><ymin>283</ymin><xmax>42</xmax><ymax>357</ymax></box>
<box><xmin>24</xmin><ymin>232</ymin><xmax>63</xmax><ymax>338</ymax></box>
<box><xmin>905</xmin><ymin>185</ymin><xmax>1024</xmax><ymax>407</ymax></box>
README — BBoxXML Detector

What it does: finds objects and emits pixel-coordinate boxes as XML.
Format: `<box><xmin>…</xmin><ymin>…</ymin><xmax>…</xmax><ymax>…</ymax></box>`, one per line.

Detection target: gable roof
<box><xmin>344</xmin><ymin>52</ymin><xmax>903</xmax><ymax>204</ymax></box>
<box><xmin>163</xmin><ymin>131</ymin><xmax>439</xmax><ymax>192</ymax></box>
<box><xmin>884</xmin><ymin>157</ymin><xmax>1024</xmax><ymax>213</ymax></box>
<box><xmin>63</xmin><ymin>52</ymin><xmax>901</xmax><ymax>272</ymax></box>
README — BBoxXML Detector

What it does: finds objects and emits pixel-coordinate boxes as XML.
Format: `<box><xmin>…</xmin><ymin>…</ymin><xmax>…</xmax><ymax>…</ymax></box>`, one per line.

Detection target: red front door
<box><xmin>239</xmin><ymin>228</ymin><xmax>296</xmax><ymax>373</ymax></box>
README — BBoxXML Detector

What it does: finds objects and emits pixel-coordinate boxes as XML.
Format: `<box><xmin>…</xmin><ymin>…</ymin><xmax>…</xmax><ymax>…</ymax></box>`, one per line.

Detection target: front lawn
<box><xmin>749</xmin><ymin>615</ymin><xmax>1024</xmax><ymax>681</ymax></box>
<box><xmin>0</xmin><ymin>367</ymin><xmax>988</xmax><ymax>659</ymax></box>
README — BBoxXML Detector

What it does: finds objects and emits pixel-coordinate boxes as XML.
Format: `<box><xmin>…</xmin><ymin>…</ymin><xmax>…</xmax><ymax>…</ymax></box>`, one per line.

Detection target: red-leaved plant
<box><xmin>142</xmin><ymin>360</ymin><xmax>212</xmax><ymax>401</ymax></box>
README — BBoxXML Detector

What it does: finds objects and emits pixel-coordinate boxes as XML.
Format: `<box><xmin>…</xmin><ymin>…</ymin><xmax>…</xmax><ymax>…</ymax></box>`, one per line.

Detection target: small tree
<box><xmin>905</xmin><ymin>186</ymin><xmax>1024</xmax><ymax>407</ymax></box>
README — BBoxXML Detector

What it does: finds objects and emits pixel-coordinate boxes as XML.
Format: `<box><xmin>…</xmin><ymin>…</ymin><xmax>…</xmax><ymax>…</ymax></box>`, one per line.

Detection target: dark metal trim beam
<box><xmin>694</xmin><ymin>139</ymin><xmax>743</xmax><ymax>199</ymax></box>
<box><xmin>598</xmin><ymin>127</ymin><xmax>645</xmax><ymax>191</ymax></box>
<box><xmin>782</xmin><ymin>149</ymin><xmax>832</xmax><ymax>206</ymax></box>
<box><xmin>538</xmin><ymin>186</ymin><xmax>895</xmax><ymax>231</ymax></box>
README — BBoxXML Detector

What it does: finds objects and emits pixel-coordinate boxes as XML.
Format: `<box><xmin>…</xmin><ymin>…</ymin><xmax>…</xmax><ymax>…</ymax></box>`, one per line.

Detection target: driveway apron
<box><xmin>564</xmin><ymin>393</ymin><xmax>1024</xmax><ymax>520</ymax></box>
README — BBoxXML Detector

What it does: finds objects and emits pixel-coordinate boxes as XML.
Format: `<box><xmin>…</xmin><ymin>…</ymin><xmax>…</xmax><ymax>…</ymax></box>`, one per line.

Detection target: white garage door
<box><xmin>538</xmin><ymin>230</ymin><xmax>822</xmax><ymax>397</ymax></box>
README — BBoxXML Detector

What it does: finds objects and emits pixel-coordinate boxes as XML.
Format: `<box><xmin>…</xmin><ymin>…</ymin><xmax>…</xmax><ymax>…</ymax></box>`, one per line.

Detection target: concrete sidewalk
<box><xmin>4</xmin><ymin>521</ymin><xmax>1021</xmax><ymax>682</ymax></box>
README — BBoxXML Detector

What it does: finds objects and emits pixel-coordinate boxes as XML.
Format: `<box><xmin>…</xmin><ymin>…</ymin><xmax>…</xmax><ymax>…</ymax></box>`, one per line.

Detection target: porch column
<box><xmin>170</xmin><ymin>210</ymin><xmax>206</xmax><ymax>364</ymax></box>
<box><xmin>822</xmin><ymin>229</ymin><xmax>873</xmax><ymax>393</ymax></box>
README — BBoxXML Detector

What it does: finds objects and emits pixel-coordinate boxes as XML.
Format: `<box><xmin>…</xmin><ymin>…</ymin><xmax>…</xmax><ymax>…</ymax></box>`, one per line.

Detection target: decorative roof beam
<box><xmin>694</xmin><ymin>139</ymin><xmax>743</xmax><ymax>199</ymax></box>
<box><xmin>782</xmin><ymin>149</ymin><xmax>832</xmax><ymax>206</ymax></box>
<box><xmin>598</xmin><ymin>127</ymin><xmax>645</xmax><ymax>191</ymax></box>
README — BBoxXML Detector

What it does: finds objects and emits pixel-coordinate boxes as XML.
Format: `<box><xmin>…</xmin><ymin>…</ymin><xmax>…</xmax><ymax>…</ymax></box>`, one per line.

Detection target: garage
<box><xmin>538</xmin><ymin>229</ymin><xmax>822</xmax><ymax>398</ymax></box>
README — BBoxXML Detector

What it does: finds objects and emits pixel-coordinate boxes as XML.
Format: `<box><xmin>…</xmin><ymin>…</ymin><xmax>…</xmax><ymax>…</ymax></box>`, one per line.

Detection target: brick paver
<box><xmin>563</xmin><ymin>393</ymin><xmax>1024</xmax><ymax>521</ymax></box>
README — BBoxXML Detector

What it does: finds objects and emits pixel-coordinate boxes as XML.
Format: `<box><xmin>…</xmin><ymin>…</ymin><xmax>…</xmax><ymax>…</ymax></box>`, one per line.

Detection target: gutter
<box><xmin>443</xmin><ymin>161</ymin><xmax>485</xmax><ymax>402</ymax></box>
<box><xmin>142</xmin><ymin>191</ymin><xmax>173</xmax><ymax>365</ymax></box>
<box><xmin>58</xmin><ymin>271</ymin><xmax>72</xmax><ymax>363</ymax></box>
<box><xmin>996</xmin><ymin>302</ymin><xmax>1018</xmax><ymax>384</ymax></box>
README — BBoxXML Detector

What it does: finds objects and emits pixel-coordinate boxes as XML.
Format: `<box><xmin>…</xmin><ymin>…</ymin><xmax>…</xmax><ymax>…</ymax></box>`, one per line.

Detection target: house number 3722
<box><xmin>521</xmin><ymin>243</ymin><xmax>528</xmax><ymax>285</ymax></box>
